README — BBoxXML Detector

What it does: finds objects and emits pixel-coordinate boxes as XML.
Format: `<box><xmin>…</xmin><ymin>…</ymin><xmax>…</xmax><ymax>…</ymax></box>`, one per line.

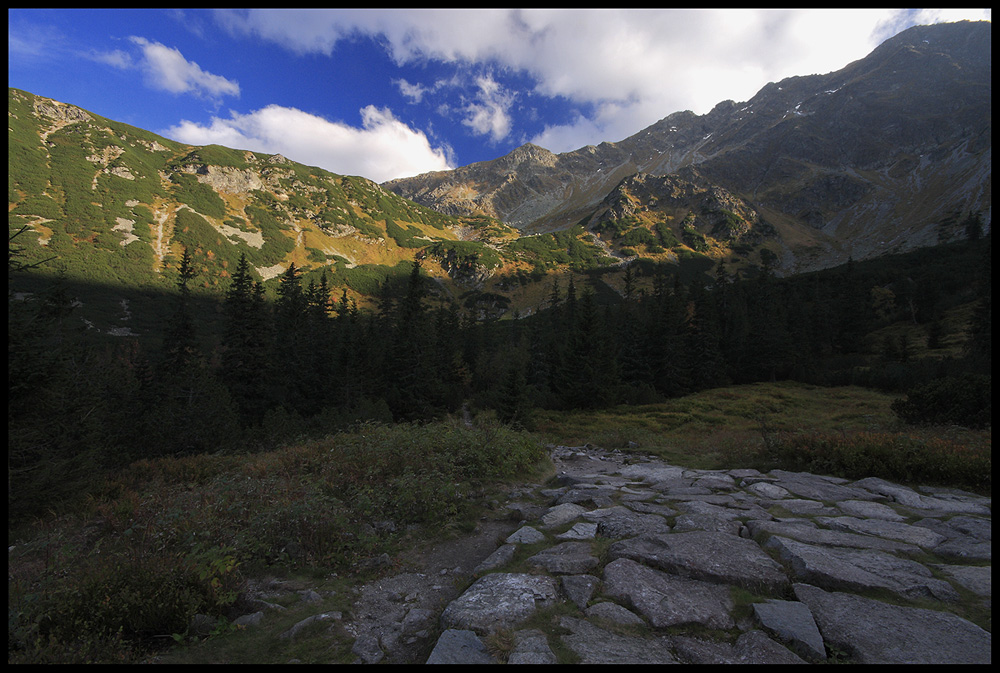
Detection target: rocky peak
<box><xmin>499</xmin><ymin>143</ymin><xmax>559</xmax><ymax>170</ymax></box>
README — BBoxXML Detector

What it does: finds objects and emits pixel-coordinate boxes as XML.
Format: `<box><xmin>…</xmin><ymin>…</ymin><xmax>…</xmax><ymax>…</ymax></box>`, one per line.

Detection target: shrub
<box><xmin>748</xmin><ymin>430</ymin><xmax>990</xmax><ymax>492</ymax></box>
<box><xmin>891</xmin><ymin>373</ymin><xmax>991</xmax><ymax>428</ymax></box>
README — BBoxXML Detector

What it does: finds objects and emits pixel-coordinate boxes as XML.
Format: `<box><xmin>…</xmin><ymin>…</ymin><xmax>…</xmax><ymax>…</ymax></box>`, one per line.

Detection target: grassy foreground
<box><xmin>531</xmin><ymin>381</ymin><xmax>990</xmax><ymax>491</ymax></box>
<box><xmin>8</xmin><ymin>383</ymin><xmax>990</xmax><ymax>663</ymax></box>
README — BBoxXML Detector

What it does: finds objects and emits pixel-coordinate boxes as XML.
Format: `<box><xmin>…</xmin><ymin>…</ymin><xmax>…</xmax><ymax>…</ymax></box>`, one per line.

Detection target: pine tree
<box><xmin>221</xmin><ymin>253</ymin><xmax>270</xmax><ymax>419</ymax></box>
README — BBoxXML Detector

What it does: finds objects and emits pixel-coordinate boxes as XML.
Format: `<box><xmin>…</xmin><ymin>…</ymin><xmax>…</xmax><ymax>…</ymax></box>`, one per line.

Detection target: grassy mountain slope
<box><xmin>385</xmin><ymin>21</ymin><xmax>991</xmax><ymax>274</ymax></box>
<box><xmin>10</xmin><ymin>88</ymin><xmax>764</xmax><ymax>332</ymax></box>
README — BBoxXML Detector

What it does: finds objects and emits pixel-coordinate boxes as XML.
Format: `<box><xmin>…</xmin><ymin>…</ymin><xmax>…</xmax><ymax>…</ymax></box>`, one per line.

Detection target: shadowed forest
<box><xmin>9</xmin><ymin>230</ymin><xmax>991</xmax><ymax>523</ymax></box>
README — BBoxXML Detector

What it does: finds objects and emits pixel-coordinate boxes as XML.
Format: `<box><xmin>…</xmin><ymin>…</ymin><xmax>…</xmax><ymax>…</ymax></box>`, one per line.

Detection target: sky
<box><xmin>8</xmin><ymin>8</ymin><xmax>992</xmax><ymax>183</ymax></box>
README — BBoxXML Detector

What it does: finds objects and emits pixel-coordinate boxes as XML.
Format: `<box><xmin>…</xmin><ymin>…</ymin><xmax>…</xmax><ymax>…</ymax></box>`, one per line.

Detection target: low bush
<box><xmin>891</xmin><ymin>373</ymin><xmax>991</xmax><ymax>428</ymax></box>
<box><xmin>8</xmin><ymin>420</ymin><xmax>546</xmax><ymax>663</ymax></box>
<box><xmin>747</xmin><ymin>430</ymin><xmax>990</xmax><ymax>492</ymax></box>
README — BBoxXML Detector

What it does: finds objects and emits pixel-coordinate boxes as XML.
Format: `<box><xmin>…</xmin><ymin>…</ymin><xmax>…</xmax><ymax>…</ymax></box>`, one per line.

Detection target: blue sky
<box><xmin>8</xmin><ymin>8</ymin><xmax>991</xmax><ymax>183</ymax></box>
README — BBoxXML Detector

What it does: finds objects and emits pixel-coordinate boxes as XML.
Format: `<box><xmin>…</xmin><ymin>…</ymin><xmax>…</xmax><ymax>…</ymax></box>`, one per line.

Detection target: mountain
<box><xmin>8</xmin><ymin>87</ymin><xmax>530</xmax><ymax>332</ymax></box>
<box><xmin>384</xmin><ymin>21</ymin><xmax>991</xmax><ymax>273</ymax></box>
<box><xmin>9</xmin><ymin>88</ymin><xmax>778</xmax><ymax>332</ymax></box>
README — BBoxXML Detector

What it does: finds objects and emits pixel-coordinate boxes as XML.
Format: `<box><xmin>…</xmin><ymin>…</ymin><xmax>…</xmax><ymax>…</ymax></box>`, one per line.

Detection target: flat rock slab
<box><xmin>561</xmin><ymin>574</ymin><xmax>600</xmax><ymax>611</ymax></box>
<box><xmin>581</xmin><ymin>505</ymin><xmax>671</xmax><ymax>538</ymax></box>
<box><xmin>815</xmin><ymin>515</ymin><xmax>947</xmax><ymax>549</ymax></box>
<box><xmin>931</xmin><ymin>564</ymin><xmax>992</xmax><ymax>597</ymax></box>
<box><xmin>767</xmin><ymin>536</ymin><xmax>959</xmax><ymax>602</ymax></box>
<box><xmin>507</xmin><ymin>525</ymin><xmax>546</xmax><ymax>544</ymax></box>
<box><xmin>526</xmin><ymin>541</ymin><xmax>600</xmax><ymax>574</ymax></box>
<box><xmin>852</xmin><ymin>477</ymin><xmax>991</xmax><ymax>515</ymax></box>
<box><xmin>747</xmin><ymin>519</ymin><xmax>920</xmax><ymax>553</ymax></box>
<box><xmin>618</xmin><ymin>463</ymin><xmax>686</xmax><ymax>483</ymax></box>
<box><xmin>603</xmin><ymin>557</ymin><xmax>735</xmax><ymax>630</ymax></box>
<box><xmin>752</xmin><ymin>599</ymin><xmax>826</xmax><ymax>660</ymax></box>
<box><xmin>440</xmin><ymin>573</ymin><xmax>559</xmax><ymax>634</ymax></box>
<box><xmin>794</xmin><ymin>583</ymin><xmax>992</xmax><ymax>664</ymax></box>
<box><xmin>509</xmin><ymin>629</ymin><xmax>557</xmax><ymax>664</ymax></box>
<box><xmin>558</xmin><ymin>616</ymin><xmax>678</xmax><ymax>664</ymax></box>
<box><xmin>672</xmin><ymin>630</ymin><xmax>807</xmax><ymax>664</ymax></box>
<box><xmin>836</xmin><ymin>499</ymin><xmax>906</xmax><ymax>521</ymax></box>
<box><xmin>556</xmin><ymin>522</ymin><xmax>598</xmax><ymax>540</ymax></box>
<box><xmin>770</xmin><ymin>470</ymin><xmax>880</xmax><ymax>502</ymax></box>
<box><xmin>608</xmin><ymin>530</ymin><xmax>789</xmax><ymax>593</ymax></box>
<box><xmin>426</xmin><ymin>629</ymin><xmax>494</xmax><ymax>664</ymax></box>
<box><xmin>541</xmin><ymin>503</ymin><xmax>588</xmax><ymax>528</ymax></box>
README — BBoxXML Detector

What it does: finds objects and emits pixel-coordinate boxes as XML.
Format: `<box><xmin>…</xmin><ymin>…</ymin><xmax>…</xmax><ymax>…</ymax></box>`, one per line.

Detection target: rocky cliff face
<box><xmin>384</xmin><ymin>21</ymin><xmax>991</xmax><ymax>273</ymax></box>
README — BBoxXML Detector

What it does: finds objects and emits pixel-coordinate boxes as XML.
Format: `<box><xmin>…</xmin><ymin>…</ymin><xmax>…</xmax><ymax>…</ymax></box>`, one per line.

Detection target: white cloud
<box><xmin>395</xmin><ymin>78</ymin><xmax>429</xmax><ymax>104</ymax></box>
<box><xmin>88</xmin><ymin>48</ymin><xmax>133</xmax><ymax>69</ymax></box>
<box><xmin>128</xmin><ymin>36</ymin><xmax>240</xmax><ymax>100</ymax></box>
<box><xmin>215</xmin><ymin>8</ymin><xmax>991</xmax><ymax>154</ymax></box>
<box><xmin>164</xmin><ymin>104</ymin><xmax>453</xmax><ymax>182</ymax></box>
<box><xmin>461</xmin><ymin>75</ymin><xmax>515</xmax><ymax>143</ymax></box>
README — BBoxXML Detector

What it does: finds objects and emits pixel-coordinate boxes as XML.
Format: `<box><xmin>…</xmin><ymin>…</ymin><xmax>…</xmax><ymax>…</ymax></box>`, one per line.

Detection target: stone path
<box><xmin>424</xmin><ymin>445</ymin><xmax>991</xmax><ymax>664</ymax></box>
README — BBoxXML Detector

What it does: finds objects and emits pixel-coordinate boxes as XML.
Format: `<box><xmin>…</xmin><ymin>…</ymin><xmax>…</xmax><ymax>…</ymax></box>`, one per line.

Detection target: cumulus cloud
<box><xmin>214</xmin><ymin>8</ymin><xmax>990</xmax><ymax>153</ymax></box>
<box><xmin>461</xmin><ymin>75</ymin><xmax>515</xmax><ymax>143</ymax></box>
<box><xmin>395</xmin><ymin>78</ymin><xmax>429</xmax><ymax>104</ymax></box>
<box><xmin>164</xmin><ymin>104</ymin><xmax>453</xmax><ymax>182</ymax></box>
<box><xmin>128</xmin><ymin>36</ymin><xmax>240</xmax><ymax>100</ymax></box>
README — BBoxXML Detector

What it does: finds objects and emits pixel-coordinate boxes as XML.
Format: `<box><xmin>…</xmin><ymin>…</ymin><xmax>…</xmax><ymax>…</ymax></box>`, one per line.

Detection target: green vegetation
<box><xmin>8</xmin><ymin>421</ymin><xmax>545</xmax><ymax>664</ymax></box>
<box><xmin>170</xmin><ymin>173</ymin><xmax>228</xmax><ymax>219</ymax></box>
<box><xmin>508</xmin><ymin>225</ymin><xmax>614</xmax><ymax>270</ymax></box>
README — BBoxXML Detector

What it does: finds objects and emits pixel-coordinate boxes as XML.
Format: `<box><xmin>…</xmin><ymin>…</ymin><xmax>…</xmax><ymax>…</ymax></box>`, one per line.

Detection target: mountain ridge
<box><xmin>383</xmin><ymin>20</ymin><xmax>991</xmax><ymax>273</ymax></box>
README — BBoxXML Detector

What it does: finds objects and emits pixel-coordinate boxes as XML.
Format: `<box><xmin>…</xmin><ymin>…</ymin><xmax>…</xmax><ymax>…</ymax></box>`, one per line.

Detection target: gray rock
<box><xmin>671</xmin><ymin>512</ymin><xmax>743</xmax><ymax>535</ymax></box>
<box><xmin>770</xmin><ymin>471</ymin><xmax>880</xmax><ymax>502</ymax></box>
<box><xmin>233</xmin><ymin>611</ymin><xmax>265</xmax><ymax>628</ymax></box>
<box><xmin>507</xmin><ymin>525</ymin><xmax>546</xmax><ymax>544</ymax></box>
<box><xmin>281</xmin><ymin>612</ymin><xmax>340</xmax><ymax>639</ymax></box>
<box><xmin>526</xmin><ymin>541</ymin><xmax>600</xmax><ymax>574</ymax></box>
<box><xmin>752</xmin><ymin>599</ymin><xmax>826</xmax><ymax>660</ymax></box>
<box><xmin>672</xmin><ymin>630</ymin><xmax>806</xmax><ymax>664</ymax></box>
<box><xmin>401</xmin><ymin>607</ymin><xmax>436</xmax><ymax>635</ymax></box>
<box><xmin>673</xmin><ymin>499</ymin><xmax>746</xmax><ymax>520</ymax></box>
<box><xmin>618</xmin><ymin>463</ymin><xmax>686</xmax><ymax>483</ymax></box>
<box><xmin>426</xmin><ymin>629</ymin><xmax>494</xmax><ymax>664</ymax></box>
<box><xmin>608</xmin><ymin>531</ymin><xmax>789</xmax><ymax>593</ymax></box>
<box><xmin>561</xmin><ymin>574</ymin><xmax>600</xmax><ymax>611</ymax></box>
<box><xmin>508</xmin><ymin>629</ymin><xmax>557</xmax><ymax>664</ymax></box>
<box><xmin>769</xmin><ymin>498</ymin><xmax>841</xmax><ymax>515</ymax></box>
<box><xmin>603</xmin><ymin>557</ymin><xmax>735</xmax><ymax>630</ymax></box>
<box><xmin>440</xmin><ymin>573</ymin><xmax>560</xmax><ymax>634</ymax></box>
<box><xmin>747</xmin><ymin>481</ymin><xmax>791</xmax><ymax>499</ymax></box>
<box><xmin>581</xmin><ymin>505</ymin><xmax>671</xmax><ymax>539</ymax></box>
<box><xmin>541</xmin><ymin>502</ymin><xmax>588</xmax><ymax>528</ymax></box>
<box><xmin>730</xmin><ymin>468</ymin><xmax>765</xmax><ymax>479</ymax></box>
<box><xmin>622</xmin><ymin>500</ymin><xmax>678</xmax><ymax>517</ymax></box>
<box><xmin>930</xmin><ymin>564</ymin><xmax>991</xmax><ymax>597</ymax></box>
<box><xmin>557</xmin><ymin>487</ymin><xmax>616</xmax><ymax>507</ymax></box>
<box><xmin>766</xmin><ymin>536</ymin><xmax>959</xmax><ymax>602</ymax></box>
<box><xmin>299</xmin><ymin>589</ymin><xmax>322</xmax><ymax>603</ymax></box>
<box><xmin>473</xmin><ymin>543</ymin><xmax>516</xmax><ymax>574</ymax></box>
<box><xmin>558</xmin><ymin>616</ymin><xmax>678</xmax><ymax>664</ymax></box>
<box><xmin>747</xmin><ymin>519</ymin><xmax>921</xmax><ymax>553</ymax></box>
<box><xmin>352</xmin><ymin>633</ymin><xmax>384</xmax><ymax>664</ymax></box>
<box><xmin>586</xmin><ymin>601</ymin><xmax>645</xmax><ymax>625</ymax></box>
<box><xmin>852</xmin><ymin>477</ymin><xmax>991</xmax><ymax>514</ymax></box>
<box><xmin>913</xmin><ymin>516</ymin><xmax>992</xmax><ymax>561</ymax></box>
<box><xmin>836</xmin><ymin>499</ymin><xmax>906</xmax><ymax>521</ymax></box>
<box><xmin>556</xmin><ymin>522</ymin><xmax>598</xmax><ymax>540</ymax></box>
<box><xmin>816</xmin><ymin>515</ymin><xmax>948</xmax><ymax>548</ymax></box>
<box><xmin>695</xmin><ymin>473</ymin><xmax>737</xmax><ymax>490</ymax></box>
<box><xmin>794</xmin><ymin>583</ymin><xmax>992</xmax><ymax>664</ymax></box>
